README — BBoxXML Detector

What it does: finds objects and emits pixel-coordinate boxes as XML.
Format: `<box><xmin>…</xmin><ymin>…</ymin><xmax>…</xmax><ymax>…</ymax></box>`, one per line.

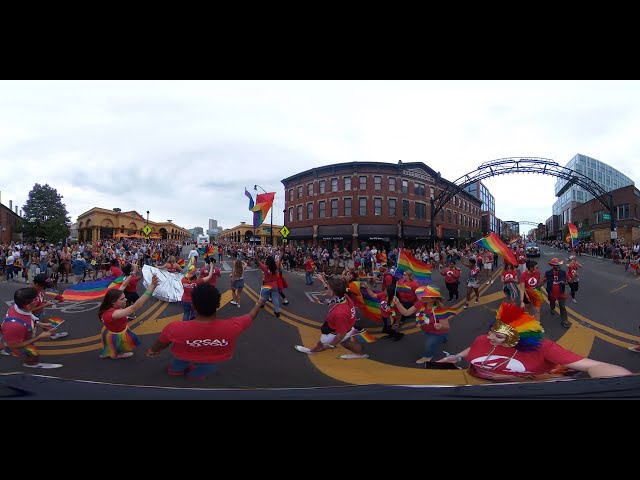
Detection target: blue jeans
<box><xmin>181</xmin><ymin>301</ymin><xmax>195</xmax><ymax>320</ymax></box>
<box><xmin>169</xmin><ymin>356</ymin><xmax>221</xmax><ymax>378</ymax></box>
<box><xmin>261</xmin><ymin>287</ymin><xmax>280</xmax><ymax>313</ymax></box>
<box><xmin>305</xmin><ymin>271</ymin><xmax>313</xmax><ymax>284</ymax></box>
<box><xmin>422</xmin><ymin>332</ymin><xmax>448</xmax><ymax>358</ymax></box>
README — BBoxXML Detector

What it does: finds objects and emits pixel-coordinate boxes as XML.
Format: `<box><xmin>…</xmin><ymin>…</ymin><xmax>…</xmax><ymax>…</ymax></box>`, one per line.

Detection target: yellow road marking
<box><xmin>609</xmin><ymin>284</ymin><xmax>627</xmax><ymax>294</ymax></box>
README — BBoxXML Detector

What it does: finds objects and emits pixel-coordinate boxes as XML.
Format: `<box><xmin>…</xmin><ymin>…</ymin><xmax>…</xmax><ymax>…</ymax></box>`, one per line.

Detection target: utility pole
<box><xmin>254</xmin><ymin>184</ymin><xmax>273</xmax><ymax>247</ymax></box>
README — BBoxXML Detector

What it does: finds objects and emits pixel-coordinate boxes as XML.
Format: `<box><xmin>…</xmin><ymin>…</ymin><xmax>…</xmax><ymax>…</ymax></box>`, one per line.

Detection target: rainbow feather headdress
<box><xmin>489</xmin><ymin>302</ymin><xmax>544</xmax><ymax>351</ymax></box>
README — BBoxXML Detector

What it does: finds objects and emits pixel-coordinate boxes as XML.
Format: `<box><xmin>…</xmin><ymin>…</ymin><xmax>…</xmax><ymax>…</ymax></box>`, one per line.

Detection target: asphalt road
<box><xmin>1</xmin><ymin>245</ymin><xmax>638</xmax><ymax>392</ymax></box>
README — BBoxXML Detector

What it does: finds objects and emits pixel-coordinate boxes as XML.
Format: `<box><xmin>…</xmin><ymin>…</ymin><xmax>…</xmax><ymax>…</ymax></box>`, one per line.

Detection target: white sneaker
<box><xmin>0</xmin><ymin>349</ymin><xmax>11</xmax><ymax>356</ymax></box>
<box><xmin>490</xmin><ymin>279</ymin><xmax>494</xmax><ymax>284</ymax></box>
<box><xmin>50</xmin><ymin>332</ymin><xmax>68</xmax><ymax>340</ymax></box>
<box><xmin>295</xmin><ymin>345</ymin><xmax>315</xmax><ymax>354</ymax></box>
<box><xmin>464</xmin><ymin>304</ymin><xmax>468</xmax><ymax>309</ymax></box>
<box><xmin>475</xmin><ymin>299</ymin><xmax>479</xmax><ymax>304</ymax></box>
<box><xmin>283</xmin><ymin>299</ymin><xmax>289</xmax><ymax>305</ymax></box>
<box><xmin>230</xmin><ymin>300</ymin><xmax>237</xmax><ymax>305</ymax></box>
<box><xmin>486</xmin><ymin>281</ymin><xmax>490</xmax><ymax>285</ymax></box>
<box><xmin>23</xmin><ymin>362</ymin><xmax>63</xmax><ymax>369</ymax></box>
<box><xmin>237</xmin><ymin>303</ymin><xmax>241</xmax><ymax>308</ymax></box>
<box><xmin>115</xmin><ymin>352</ymin><xmax>134</xmax><ymax>359</ymax></box>
<box><xmin>340</xmin><ymin>353</ymin><xmax>369</xmax><ymax>360</ymax></box>
<box><xmin>572</xmin><ymin>298</ymin><xmax>578</xmax><ymax>304</ymax></box>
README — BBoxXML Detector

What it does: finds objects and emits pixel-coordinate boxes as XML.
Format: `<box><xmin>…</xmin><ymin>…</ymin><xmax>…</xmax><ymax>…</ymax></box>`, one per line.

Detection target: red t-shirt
<box><xmin>326</xmin><ymin>297</ymin><xmax>356</xmax><ymax>334</ymax></box>
<box><xmin>516</xmin><ymin>253</ymin><xmax>527</xmax><ymax>265</ymax></box>
<box><xmin>110</xmin><ymin>266</ymin><xmax>124</xmax><ymax>277</ymax></box>
<box><xmin>502</xmin><ymin>270</ymin><xmax>518</xmax><ymax>283</ymax></box>
<box><xmin>1</xmin><ymin>305</ymin><xmax>36</xmax><ymax>345</ymax></box>
<box><xmin>397</xmin><ymin>280</ymin><xmax>419</xmax><ymax>303</ymax></box>
<box><xmin>467</xmin><ymin>336</ymin><xmax>582</xmax><ymax>376</ymax></box>
<box><xmin>376</xmin><ymin>291</ymin><xmax>392</xmax><ymax>319</ymax></box>
<box><xmin>125</xmin><ymin>275</ymin><xmax>139</xmax><ymax>293</ymax></box>
<box><xmin>567</xmin><ymin>265</ymin><xmax>579</xmax><ymax>281</ymax></box>
<box><xmin>260</xmin><ymin>263</ymin><xmax>279</xmax><ymax>288</ymax></box>
<box><xmin>412</xmin><ymin>300</ymin><xmax>450</xmax><ymax>335</ymax></box>
<box><xmin>181</xmin><ymin>278</ymin><xmax>207</xmax><ymax>302</ymax></box>
<box><xmin>200</xmin><ymin>267</ymin><xmax>221</xmax><ymax>286</ymax></box>
<box><xmin>520</xmin><ymin>270</ymin><xmax>540</xmax><ymax>289</ymax></box>
<box><xmin>158</xmin><ymin>315</ymin><xmax>253</xmax><ymax>362</ymax></box>
<box><xmin>101</xmin><ymin>307</ymin><xmax>127</xmax><ymax>333</ymax></box>
<box><xmin>442</xmin><ymin>267</ymin><xmax>461</xmax><ymax>284</ymax></box>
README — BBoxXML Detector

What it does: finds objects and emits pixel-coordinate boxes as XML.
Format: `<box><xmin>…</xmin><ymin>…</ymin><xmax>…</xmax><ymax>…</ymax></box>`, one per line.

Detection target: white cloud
<box><xmin>1</xmin><ymin>80</ymin><xmax>638</xmax><ymax>233</ymax></box>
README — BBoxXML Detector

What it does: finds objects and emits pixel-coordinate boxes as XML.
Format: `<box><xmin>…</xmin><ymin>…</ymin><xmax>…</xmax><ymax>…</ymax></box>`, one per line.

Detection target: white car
<box><xmin>525</xmin><ymin>242</ymin><xmax>540</xmax><ymax>257</ymax></box>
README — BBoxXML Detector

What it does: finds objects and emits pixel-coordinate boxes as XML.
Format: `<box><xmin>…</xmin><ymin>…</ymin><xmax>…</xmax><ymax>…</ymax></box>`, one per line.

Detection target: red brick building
<box><xmin>0</xmin><ymin>202</ymin><xmax>21</xmax><ymax>245</ymax></box>
<box><xmin>571</xmin><ymin>184</ymin><xmax>640</xmax><ymax>244</ymax></box>
<box><xmin>281</xmin><ymin>161</ymin><xmax>482</xmax><ymax>252</ymax></box>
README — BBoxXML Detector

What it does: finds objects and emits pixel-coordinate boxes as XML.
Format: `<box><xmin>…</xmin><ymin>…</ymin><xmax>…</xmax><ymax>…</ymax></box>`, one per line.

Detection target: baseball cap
<box><xmin>33</xmin><ymin>273</ymin><xmax>53</xmax><ymax>288</ymax></box>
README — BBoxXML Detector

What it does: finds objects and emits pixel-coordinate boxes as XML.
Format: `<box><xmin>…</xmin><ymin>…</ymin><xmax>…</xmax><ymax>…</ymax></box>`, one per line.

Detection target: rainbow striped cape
<box><xmin>347</xmin><ymin>281</ymin><xmax>382</xmax><ymax>323</ymax></box>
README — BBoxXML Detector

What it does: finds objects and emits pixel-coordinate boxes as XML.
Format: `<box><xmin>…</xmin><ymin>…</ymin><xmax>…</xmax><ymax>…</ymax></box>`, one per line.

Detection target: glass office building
<box><xmin>552</xmin><ymin>153</ymin><xmax>634</xmax><ymax>226</ymax></box>
<box><xmin>463</xmin><ymin>181</ymin><xmax>496</xmax><ymax>233</ymax></box>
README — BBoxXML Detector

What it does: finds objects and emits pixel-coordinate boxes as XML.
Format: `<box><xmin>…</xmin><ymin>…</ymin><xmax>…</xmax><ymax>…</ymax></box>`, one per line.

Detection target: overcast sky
<box><xmin>1</xmin><ymin>80</ymin><xmax>638</xmax><ymax>234</ymax></box>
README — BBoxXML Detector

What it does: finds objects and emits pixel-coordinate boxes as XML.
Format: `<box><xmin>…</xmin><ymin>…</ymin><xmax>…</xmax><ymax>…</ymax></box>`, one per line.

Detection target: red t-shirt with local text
<box><xmin>158</xmin><ymin>315</ymin><xmax>253</xmax><ymax>362</ymax></box>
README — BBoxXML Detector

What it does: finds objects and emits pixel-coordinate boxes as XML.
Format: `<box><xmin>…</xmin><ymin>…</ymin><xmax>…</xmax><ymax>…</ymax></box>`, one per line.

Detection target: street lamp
<box><xmin>146</xmin><ymin>211</ymin><xmax>150</xmax><ymax>244</ymax></box>
<box><xmin>254</xmin><ymin>184</ymin><xmax>273</xmax><ymax>247</ymax></box>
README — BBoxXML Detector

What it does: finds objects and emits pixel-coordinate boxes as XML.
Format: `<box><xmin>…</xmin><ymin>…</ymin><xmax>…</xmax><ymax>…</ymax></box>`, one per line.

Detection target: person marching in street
<box><xmin>545</xmin><ymin>258</ymin><xmax>571</xmax><ymax>328</ymax></box>
<box><xmin>97</xmin><ymin>273</ymin><xmax>159</xmax><ymax>359</ymax></box>
<box><xmin>146</xmin><ymin>283</ymin><xmax>265</xmax><ymax>379</ymax></box>
<box><xmin>363</xmin><ymin>281</ymin><xmax>404</xmax><ymax>340</ymax></box>
<box><xmin>483</xmin><ymin>250</ymin><xmax>494</xmax><ymax>284</ymax></box>
<box><xmin>181</xmin><ymin>262</ymin><xmax>215</xmax><ymax>321</ymax></box>
<box><xmin>501</xmin><ymin>263</ymin><xmax>520</xmax><ymax>305</ymax></box>
<box><xmin>393</xmin><ymin>285</ymin><xmax>454</xmax><ymax>365</ymax></box>
<box><xmin>460</xmin><ymin>256</ymin><xmax>481</xmax><ymax>309</ymax></box>
<box><xmin>230</xmin><ymin>258</ymin><xmax>248</xmax><ymax>308</ymax></box>
<box><xmin>566</xmin><ymin>255</ymin><xmax>583</xmax><ymax>304</ymax></box>
<box><xmin>516</xmin><ymin>248</ymin><xmax>527</xmax><ymax>276</ymax></box>
<box><xmin>438</xmin><ymin>260</ymin><xmax>461</xmax><ymax>302</ymax></box>
<box><xmin>256</xmin><ymin>255</ymin><xmax>283</xmax><ymax>318</ymax></box>
<box><xmin>519</xmin><ymin>260</ymin><xmax>544</xmax><ymax>321</ymax></box>
<box><xmin>294</xmin><ymin>276</ymin><xmax>369</xmax><ymax>359</ymax></box>
<box><xmin>30</xmin><ymin>274</ymin><xmax>69</xmax><ymax>339</ymax></box>
<box><xmin>394</xmin><ymin>269</ymin><xmax>419</xmax><ymax>329</ymax></box>
<box><xmin>1</xmin><ymin>287</ymin><xmax>63</xmax><ymax>369</ymax></box>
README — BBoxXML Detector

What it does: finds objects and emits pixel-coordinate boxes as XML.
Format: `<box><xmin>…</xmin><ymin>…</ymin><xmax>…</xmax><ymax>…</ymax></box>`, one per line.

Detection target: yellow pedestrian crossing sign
<box><xmin>143</xmin><ymin>225</ymin><xmax>152</xmax><ymax>236</ymax></box>
<box><xmin>280</xmin><ymin>226</ymin><xmax>289</xmax><ymax>238</ymax></box>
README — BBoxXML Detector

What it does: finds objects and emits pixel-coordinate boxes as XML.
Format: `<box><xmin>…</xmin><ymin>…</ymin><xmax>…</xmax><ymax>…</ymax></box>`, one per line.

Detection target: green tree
<box><xmin>22</xmin><ymin>184</ymin><xmax>70</xmax><ymax>243</ymax></box>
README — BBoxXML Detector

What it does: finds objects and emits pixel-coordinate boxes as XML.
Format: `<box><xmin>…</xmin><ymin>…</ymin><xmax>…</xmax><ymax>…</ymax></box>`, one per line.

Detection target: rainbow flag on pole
<box><xmin>252</xmin><ymin>192</ymin><xmax>275</xmax><ymax>229</ymax></box>
<box><xmin>474</xmin><ymin>233</ymin><xmax>517</xmax><ymax>266</ymax></box>
<box><xmin>394</xmin><ymin>250</ymin><xmax>431</xmax><ymax>286</ymax></box>
<box><xmin>566</xmin><ymin>223</ymin><xmax>579</xmax><ymax>249</ymax></box>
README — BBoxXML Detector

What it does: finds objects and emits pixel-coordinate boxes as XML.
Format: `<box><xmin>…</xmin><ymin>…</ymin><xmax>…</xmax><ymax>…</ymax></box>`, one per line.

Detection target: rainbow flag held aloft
<box><xmin>474</xmin><ymin>233</ymin><xmax>517</xmax><ymax>266</ymax></box>
<box><xmin>252</xmin><ymin>192</ymin><xmax>275</xmax><ymax>229</ymax></box>
<box><xmin>177</xmin><ymin>259</ymin><xmax>186</xmax><ymax>268</ymax></box>
<box><xmin>350</xmin><ymin>329</ymin><xmax>376</xmax><ymax>344</ymax></box>
<box><xmin>566</xmin><ymin>223</ymin><xmax>579</xmax><ymax>249</ymax></box>
<box><xmin>394</xmin><ymin>250</ymin><xmax>431</xmax><ymax>286</ymax></box>
<box><xmin>347</xmin><ymin>281</ymin><xmax>382</xmax><ymax>323</ymax></box>
<box><xmin>62</xmin><ymin>276</ymin><xmax>124</xmax><ymax>301</ymax></box>
<box><xmin>205</xmin><ymin>244</ymin><xmax>215</xmax><ymax>259</ymax></box>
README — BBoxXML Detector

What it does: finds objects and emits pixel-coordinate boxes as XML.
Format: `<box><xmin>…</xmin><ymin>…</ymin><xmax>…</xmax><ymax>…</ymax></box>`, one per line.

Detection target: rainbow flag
<box><xmin>566</xmin><ymin>223</ymin><xmax>579</xmax><ymax>249</ymax></box>
<box><xmin>508</xmin><ymin>236</ymin><xmax>520</xmax><ymax>245</ymax></box>
<box><xmin>177</xmin><ymin>259</ymin><xmax>185</xmax><ymax>268</ymax></box>
<box><xmin>433</xmin><ymin>308</ymin><xmax>457</xmax><ymax>323</ymax></box>
<box><xmin>350</xmin><ymin>329</ymin><xmax>376</xmax><ymax>343</ymax></box>
<box><xmin>395</xmin><ymin>250</ymin><xmax>431</xmax><ymax>286</ymax></box>
<box><xmin>205</xmin><ymin>244</ymin><xmax>215</xmax><ymax>259</ymax></box>
<box><xmin>347</xmin><ymin>281</ymin><xmax>382</xmax><ymax>322</ymax></box>
<box><xmin>184</xmin><ymin>262</ymin><xmax>196</xmax><ymax>278</ymax></box>
<box><xmin>474</xmin><ymin>233</ymin><xmax>517</xmax><ymax>266</ymax></box>
<box><xmin>395</xmin><ymin>283</ymin><xmax>413</xmax><ymax>293</ymax></box>
<box><xmin>251</xmin><ymin>192</ymin><xmax>275</xmax><ymax>229</ymax></box>
<box><xmin>48</xmin><ymin>317</ymin><xmax>64</xmax><ymax>328</ymax></box>
<box><xmin>245</xmin><ymin>187</ymin><xmax>255</xmax><ymax>211</ymax></box>
<box><xmin>62</xmin><ymin>276</ymin><xmax>124</xmax><ymax>301</ymax></box>
<box><xmin>44</xmin><ymin>291</ymin><xmax>64</xmax><ymax>302</ymax></box>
